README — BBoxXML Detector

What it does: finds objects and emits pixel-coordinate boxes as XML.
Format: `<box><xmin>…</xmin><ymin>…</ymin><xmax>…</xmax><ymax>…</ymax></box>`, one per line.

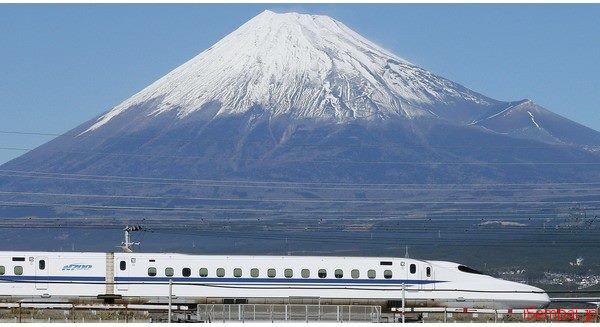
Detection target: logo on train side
<box><xmin>61</xmin><ymin>263</ymin><xmax>93</xmax><ymax>271</ymax></box>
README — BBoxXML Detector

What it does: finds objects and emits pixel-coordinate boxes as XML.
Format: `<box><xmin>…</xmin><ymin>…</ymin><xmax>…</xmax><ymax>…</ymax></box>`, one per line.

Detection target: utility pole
<box><xmin>401</xmin><ymin>283</ymin><xmax>406</xmax><ymax>324</ymax></box>
<box><xmin>168</xmin><ymin>279</ymin><xmax>173</xmax><ymax>323</ymax></box>
<box><xmin>120</xmin><ymin>225</ymin><xmax>142</xmax><ymax>253</ymax></box>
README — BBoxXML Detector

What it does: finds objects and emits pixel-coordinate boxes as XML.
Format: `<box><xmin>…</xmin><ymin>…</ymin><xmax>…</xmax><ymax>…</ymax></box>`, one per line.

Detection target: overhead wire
<box><xmin>1</xmin><ymin>190</ymin><xmax>600</xmax><ymax>204</ymax></box>
<box><xmin>2</xmin><ymin>201</ymin><xmax>600</xmax><ymax>214</ymax></box>
<box><xmin>2</xmin><ymin>170</ymin><xmax>600</xmax><ymax>193</ymax></box>
<box><xmin>2</xmin><ymin>146</ymin><xmax>600</xmax><ymax>165</ymax></box>
<box><xmin>0</xmin><ymin>129</ymin><xmax>595</xmax><ymax>150</ymax></box>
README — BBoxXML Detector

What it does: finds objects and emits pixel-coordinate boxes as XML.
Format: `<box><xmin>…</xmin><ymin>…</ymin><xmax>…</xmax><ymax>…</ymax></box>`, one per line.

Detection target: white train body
<box><xmin>0</xmin><ymin>251</ymin><xmax>549</xmax><ymax>310</ymax></box>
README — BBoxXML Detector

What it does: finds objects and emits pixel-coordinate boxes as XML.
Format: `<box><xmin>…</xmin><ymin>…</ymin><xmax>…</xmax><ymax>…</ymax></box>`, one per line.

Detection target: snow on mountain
<box><xmin>84</xmin><ymin>10</ymin><xmax>499</xmax><ymax>134</ymax></box>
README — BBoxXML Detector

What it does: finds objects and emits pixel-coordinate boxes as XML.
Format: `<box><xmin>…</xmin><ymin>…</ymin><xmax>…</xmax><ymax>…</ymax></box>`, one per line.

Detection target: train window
<box><xmin>283</xmin><ymin>269</ymin><xmax>292</xmax><ymax>278</ymax></box>
<box><xmin>148</xmin><ymin>267</ymin><xmax>157</xmax><ymax>277</ymax></box>
<box><xmin>318</xmin><ymin>269</ymin><xmax>327</xmax><ymax>278</ymax></box>
<box><xmin>165</xmin><ymin>267</ymin><xmax>174</xmax><ymax>277</ymax></box>
<box><xmin>14</xmin><ymin>266</ymin><xmax>23</xmax><ymax>275</ymax></box>
<box><xmin>351</xmin><ymin>269</ymin><xmax>360</xmax><ymax>279</ymax></box>
<box><xmin>234</xmin><ymin>268</ymin><xmax>242</xmax><ymax>277</ymax></box>
<box><xmin>0</xmin><ymin>266</ymin><xmax>4</xmax><ymax>275</ymax></box>
<box><xmin>12</xmin><ymin>257</ymin><xmax>25</xmax><ymax>262</ymax></box>
<box><xmin>39</xmin><ymin>260</ymin><xmax>45</xmax><ymax>270</ymax></box>
<box><xmin>367</xmin><ymin>270</ymin><xmax>376</xmax><ymax>279</ymax></box>
<box><xmin>426</xmin><ymin>267</ymin><xmax>431</xmax><ymax>277</ymax></box>
<box><xmin>267</xmin><ymin>268</ymin><xmax>276</xmax><ymax>278</ymax></box>
<box><xmin>216</xmin><ymin>268</ymin><xmax>225</xmax><ymax>277</ymax></box>
<box><xmin>380</xmin><ymin>261</ymin><xmax>392</xmax><ymax>266</ymax></box>
<box><xmin>384</xmin><ymin>270</ymin><xmax>393</xmax><ymax>279</ymax></box>
<box><xmin>199</xmin><ymin>268</ymin><xmax>208</xmax><ymax>277</ymax></box>
<box><xmin>182</xmin><ymin>268</ymin><xmax>191</xmax><ymax>277</ymax></box>
<box><xmin>334</xmin><ymin>269</ymin><xmax>343</xmax><ymax>278</ymax></box>
<box><xmin>410</xmin><ymin>264</ymin><xmax>416</xmax><ymax>274</ymax></box>
<box><xmin>120</xmin><ymin>261</ymin><xmax>126</xmax><ymax>271</ymax></box>
<box><xmin>457</xmin><ymin>265</ymin><xmax>484</xmax><ymax>275</ymax></box>
<box><xmin>301</xmin><ymin>269</ymin><xmax>310</xmax><ymax>278</ymax></box>
<box><xmin>251</xmin><ymin>268</ymin><xmax>259</xmax><ymax>278</ymax></box>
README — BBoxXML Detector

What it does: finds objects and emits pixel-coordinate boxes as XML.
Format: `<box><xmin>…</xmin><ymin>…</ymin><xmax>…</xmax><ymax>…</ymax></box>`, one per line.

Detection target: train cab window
<box><xmin>301</xmin><ymin>269</ymin><xmax>310</xmax><ymax>278</ymax></box>
<box><xmin>120</xmin><ymin>261</ymin><xmax>126</xmax><ymax>271</ymax></box>
<box><xmin>334</xmin><ymin>269</ymin><xmax>343</xmax><ymax>278</ymax></box>
<box><xmin>426</xmin><ymin>267</ymin><xmax>431</xmax><ymax>277</ymax></box>
<box><xmin>216</xmin><ymin>268</ymin><xmax>225</xmax><ymax>277</ymax></box>
<box><xmin>39</xmin><ymin>260</ymin><xmax>45</xmax><ymax>270</ymax></box>
<box><xmin>199</xmin><ymin>268</ymin><xmax>208</xmax><ymax>277</ymax></box>
<box><xmin>384</xmin><ymin>270</ymin><xmax>393</xmax><ymax>279</ymax></box>
<box><xmin>165</xmin><ymin>267</ymin><xmax>174</xmax><ymax>277</ymax></box>
<box><xmin>367</xmin><ymin>270</ymin><xmax>376</xmax><ymax>279</ymax></box>
<box><xmin>267</xmin><ymin>268</ymin><xmax>276</xmax><ymax>278</ymax></box>
<box><xmin>250</xmin><ymin>268</ymin><xmax>259</xmax><ymax>278</ymax></box>
<box><xmin>0</xmin><ymin>266</ymin><xmax>4</xmax><ymax>275</ymax></box>
<box><xmin>351</xmin><ymin>269</ymin><xmax>360</xmax><ymax>279</ymax></box>
<box><xmin>14</xmin><ymin>266</ymin><xmax>23</xmax><ymax>275</ymax></box>
<box><xmin>148</xmin><ymin>267</ymin><xmax>157</xmax><ymax>277</ymax></box>
<box><xmin>410</xmin><ymin>264</ymin><xmax>416</xmax><ymax>274</ymax></box>
<box><xmin>182</xmin><ymin>268</ymin><xmax>191</xmax><ymax>277</ymax></box>
<box><xmin>318</xmin><ymin>269</ymin><xmax>327</xmax><ymax>278</ymax></box>
<box><xmin>234</xmin><ymin>268</ymin><xmax>242</xmax><ymax>277</ymax></box>
<box><xmin>457</xmin><ymin>265</ymin><xmax>484</xmax><ymax>275</ymax></box>
<box><xmin>284</xmin><ymin>269</ymin><xmax>293</xmax><ymax>278</ymax></box>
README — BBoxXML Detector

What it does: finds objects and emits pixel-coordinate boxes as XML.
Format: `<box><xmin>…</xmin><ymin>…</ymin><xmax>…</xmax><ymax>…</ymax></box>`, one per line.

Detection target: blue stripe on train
<box><xmin>1</xmin><ymin>276</ymin><xmax>105</xmax><ymax>282</ymax></box>
<box><xmin>115</xmin><ymin>276</ymin><xmax>443</xmax><ymax>285</ymax></box>
<box><xmin>1</xmin><ymin>275</ymin><xmax>444</xmax><ymax>285</ymax></box>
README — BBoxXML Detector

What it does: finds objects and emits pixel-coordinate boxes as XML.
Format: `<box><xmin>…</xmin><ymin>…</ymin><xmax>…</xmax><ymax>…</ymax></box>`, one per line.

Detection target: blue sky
<box><xmin>1</xmin><ymin>4</ymin><xmax>599</xmax><ymax>164</ymax></box>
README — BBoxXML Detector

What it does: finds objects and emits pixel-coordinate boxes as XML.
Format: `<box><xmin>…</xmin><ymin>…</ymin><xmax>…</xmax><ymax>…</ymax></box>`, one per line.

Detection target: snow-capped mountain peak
<box><xmin>85</xmin><ymin>10</ymin><xmax>499</xmax><ymax>133</ymax></box>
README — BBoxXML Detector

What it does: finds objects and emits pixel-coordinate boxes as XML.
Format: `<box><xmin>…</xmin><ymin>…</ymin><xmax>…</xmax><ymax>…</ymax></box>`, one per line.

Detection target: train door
<box><xmin>400</xmin><ymin>261</ymin><xmax>408</xmax><ymax>282</ymax></box>
<box><xmin>35</xmin><ymin>257</ymin><xmax>48</xmax><ymax>290</ymax></box>
<box><xmin>420</xmin><ymin>263</ymin><xmax>434</xmax><ymax>290</ymax></box>
<box><xmin>116</xmin><ymin>257</ymin><xmax>129</xmax><ymax>291</ymax></box>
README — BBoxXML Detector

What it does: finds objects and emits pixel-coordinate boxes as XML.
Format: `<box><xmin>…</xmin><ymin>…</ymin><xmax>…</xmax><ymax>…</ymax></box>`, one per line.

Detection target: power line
<box><xmin>2</xmin><ymin>190</ymin><xmax>600</xmax><ymax>204</ymax></box>
<box><xmin>2</xmin><ymin>147</ymin><xmax>600</xmax><ymax>165</ymax></box>
<box><xmin>3</xmin><ymin>175</ymin><xmax>600</xmax><ymax>192</ymax></box>
<box><xmin>1</xmin><ymin>169</ymin><xmax>600</xmax><ymax>190</ymax></box>
<box><xmin>0</xmin><ymin>222</ymin><xmax>597</xmax><ymax>246</ymax></box>
<box><xmin>2</xmin><ymin>199</ymin><xmax>600</xmax><ymax>212</ymax></box>
<box><xmin>1</xmin><ymin>129</ymin><xmax>596</xmax><ymax>150</ymax></box>
<box><xmin>0</xmin><ymin>220</ymin><xmax>595</xmax><ymax>234</ymax></box>
<box><xmin>2</xmin><ymin>201</ymin><xmax>600</xmax><ymax>216</ymax></box>
<box><xmin>135</xmin><ymin>229</ymin><xmax>600</xmax><ymax>247</ymax></box>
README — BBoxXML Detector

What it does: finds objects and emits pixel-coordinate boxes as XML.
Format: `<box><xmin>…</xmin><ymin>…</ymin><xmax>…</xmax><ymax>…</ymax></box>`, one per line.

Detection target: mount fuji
<box><xmin>2</xmin><ymin>10</ymin><xmax>600</xmax><ymax>193</ymax></box>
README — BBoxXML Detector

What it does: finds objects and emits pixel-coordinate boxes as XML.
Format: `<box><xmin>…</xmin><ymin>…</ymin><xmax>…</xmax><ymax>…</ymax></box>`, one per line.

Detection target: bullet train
<box><xmin>0</xmin><ymin>251</ymin><xmax>549</xmax><ymax>310</ymax></box>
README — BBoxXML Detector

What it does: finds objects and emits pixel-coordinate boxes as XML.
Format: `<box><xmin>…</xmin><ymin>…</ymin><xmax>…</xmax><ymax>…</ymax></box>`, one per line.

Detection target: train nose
<box><xmin>500</xmin><ymin>280</ymin><xmax>551</xmax><ymax>309</ymax></box>
<box><xmin>524</xmin><ymin>284</ymin><xmax>551</xmax><ymax>309</ymax></box>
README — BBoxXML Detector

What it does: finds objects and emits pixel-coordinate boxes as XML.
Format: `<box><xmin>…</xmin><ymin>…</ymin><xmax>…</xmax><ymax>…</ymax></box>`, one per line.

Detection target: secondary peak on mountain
<box><xmin>83</xmin><ymin>10</ymin><xmax>498</xmax><ymax>134</ymax></box>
